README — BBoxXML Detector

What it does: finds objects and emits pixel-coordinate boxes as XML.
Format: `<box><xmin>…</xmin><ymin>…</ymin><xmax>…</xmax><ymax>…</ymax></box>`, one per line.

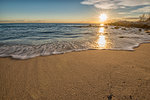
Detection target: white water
<box><xmin>0</xmin><ymin>23</ymin><xmax>150</xmax><ymax>59</ymax></box>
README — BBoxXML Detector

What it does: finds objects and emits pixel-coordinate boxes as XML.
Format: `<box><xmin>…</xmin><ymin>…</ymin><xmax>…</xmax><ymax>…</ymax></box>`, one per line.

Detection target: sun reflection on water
<box><xmin>99</xmin><ymin>27</ymin><xmax>105</xmax><ymax>33</ymax></box>
<box><xmin>100</xmin><ymin>24</ymin><xmax>104</xmax><ymax>26</ymax></box>
<box><xmin>98</xmin><ymin>35</ymin><xmax>106</xmax><ymax>48</ymax></box>
<box><xmin>97</xmin><ymin>26</ymin><xmax>107</xmax><ymax>48</ymax></box>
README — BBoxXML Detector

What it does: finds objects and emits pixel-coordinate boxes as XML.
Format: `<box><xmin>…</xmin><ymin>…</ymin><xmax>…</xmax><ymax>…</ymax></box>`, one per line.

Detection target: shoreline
<box><xmin>1</xmin><ymin>42</ymin><xmax>150</xmax><ymax>60</ymax></box>
<box><xmin>0</xmin><ymin>43</ymin><xmax>150</xmax><ymax>100</ymax></box>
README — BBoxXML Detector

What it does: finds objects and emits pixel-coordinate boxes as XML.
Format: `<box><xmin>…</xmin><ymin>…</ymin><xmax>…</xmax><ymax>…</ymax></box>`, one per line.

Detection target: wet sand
<box><xmin>0</xmin><ymin>44</ymin><xmax>150</xmax><ymax>100</ymax></box>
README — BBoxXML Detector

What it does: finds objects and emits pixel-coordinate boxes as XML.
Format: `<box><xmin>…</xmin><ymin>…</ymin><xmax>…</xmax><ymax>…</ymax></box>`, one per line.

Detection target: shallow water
<box><xmin>0</xmin><ymin>23</ymin><xmax>150</xmax><ymax>59</ymax></box>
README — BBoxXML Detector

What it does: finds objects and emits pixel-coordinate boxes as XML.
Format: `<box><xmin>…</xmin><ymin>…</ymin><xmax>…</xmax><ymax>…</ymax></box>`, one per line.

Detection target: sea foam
<box><xmin>0</xmin><ymin>23</ymin><xmax>150</xmax><ymax>59</ymax></box>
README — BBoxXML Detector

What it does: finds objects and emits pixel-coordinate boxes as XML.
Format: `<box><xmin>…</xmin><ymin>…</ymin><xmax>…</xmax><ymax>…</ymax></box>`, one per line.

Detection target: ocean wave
<box><xmin>0</xmin><ymin>41</ymin><xmax>92</xmax><ymax>59</ymax></box>
<box><xmin>0</xmin><ymin>40</ymin><xmax>150</xmax><ymax>59</ymax></box>
<box><xmin>0</xmin><ymin>23</ymin><xmax>150</xmax><ymax>59</ymax></box>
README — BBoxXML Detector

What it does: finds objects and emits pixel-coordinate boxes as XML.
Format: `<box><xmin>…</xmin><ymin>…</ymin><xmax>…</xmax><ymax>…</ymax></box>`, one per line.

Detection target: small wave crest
<box><xmin>0</xmin><ymin>41</ymin><xmax>94</xmax><ymax>59</ymax></box>
<box><xmin>1</xmin><ymin>24</ymin><xmax>150</xmax><ymax>59</ymax></box>
<box><xmin>0</xmin><ymin>40</ymin><xmax>150</xmax><ymax>59</ymax></box>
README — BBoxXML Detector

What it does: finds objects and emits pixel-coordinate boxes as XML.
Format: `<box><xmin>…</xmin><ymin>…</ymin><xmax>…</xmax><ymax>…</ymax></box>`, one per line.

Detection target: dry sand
<box><xmin>0</xmin><ymin>44</ymin><xmax>150</xmax><ymax>100</ymax></box>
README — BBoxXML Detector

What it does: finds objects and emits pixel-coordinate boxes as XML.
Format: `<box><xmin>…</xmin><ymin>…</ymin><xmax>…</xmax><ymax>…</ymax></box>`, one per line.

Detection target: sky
<box><xmin>0</xmin><ymin>0</ymin><xmax>150</xmax><ymax>23</ymax></box>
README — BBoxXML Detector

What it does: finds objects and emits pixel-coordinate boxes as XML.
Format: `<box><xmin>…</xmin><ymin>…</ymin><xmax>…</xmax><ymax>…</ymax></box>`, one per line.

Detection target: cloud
<box><xmin>123</xmin><ymin>17</ymin><xmax>139</xmax><ymax>20</ymax></box>
<box><xmin>131</xmin><ymin>6</ymin><xmax>150</xmax><ymax>13</ymax></box>
<box><xmin>118</xmin><ymin>0</ymin><xmax>149</xmax><ymax>7</ymax></box>
<box><xmin>81</xmin><ymin>0</ymin><xmax>150</xmax><ymax>9</ymax></box>
<box><xmin>118</xmin><ymin>12</ymin><xmax>131</xmax><ymax>15</ymax></box>
<box><xmin>94</xmin><ymin>2</ymin><xmax>118</xmax><ymax>9</ymax></box>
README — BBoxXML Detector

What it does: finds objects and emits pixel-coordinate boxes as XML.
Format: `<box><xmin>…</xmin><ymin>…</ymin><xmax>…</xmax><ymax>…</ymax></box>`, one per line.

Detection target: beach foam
<box><xmin>0</xmin><ymin>23</ymin><xmax>150</xmax><ymax>59</ymax></box>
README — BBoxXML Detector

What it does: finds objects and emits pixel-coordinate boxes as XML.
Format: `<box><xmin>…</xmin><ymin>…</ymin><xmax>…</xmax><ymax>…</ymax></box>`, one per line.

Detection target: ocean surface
<box><xmin>0</xmin><ymin>23</ymin><xmax>150</xmax><ymax>59</ymax></box>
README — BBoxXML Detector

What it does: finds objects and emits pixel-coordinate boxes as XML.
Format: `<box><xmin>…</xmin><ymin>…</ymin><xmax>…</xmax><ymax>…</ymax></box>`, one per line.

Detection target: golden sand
<box><xmin>0</xmin><ymin>44</ymin><xmax>150</xmax><ymax>100</ymax></box>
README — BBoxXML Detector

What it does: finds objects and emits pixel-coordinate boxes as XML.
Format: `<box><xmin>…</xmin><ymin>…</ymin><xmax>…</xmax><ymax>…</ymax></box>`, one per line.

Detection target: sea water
<box><xmin>0</xmin><ymin>23</ymin><xmax>150</xmax><ymax>59</ymax></box>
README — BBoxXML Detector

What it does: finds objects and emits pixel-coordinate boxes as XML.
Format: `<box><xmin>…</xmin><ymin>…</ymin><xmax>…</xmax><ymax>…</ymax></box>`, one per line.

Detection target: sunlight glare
<box><xmin>100</xmin><ymin>24</ymin><xmax>104</xmax><ymax>26</ymax></box>
<box><xmin>99</xmin><ymin>14</ymin><xmax>108</xmax><ymax>22</ymax></box>
<box><xmin>98</xmin><ymin>35</ymin><xmax>106</xmax><ymax>48</ymax></box>
<box><xmin>99</xmin><ymin>27</ymin><xmax>105</xmax><ymax>33</ymax></box>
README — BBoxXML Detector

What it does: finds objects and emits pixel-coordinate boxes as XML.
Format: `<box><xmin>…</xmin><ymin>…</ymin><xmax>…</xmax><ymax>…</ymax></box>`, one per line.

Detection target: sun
<box><xmin>99</xmin><ymin>13</ymin><xmax>108</xmax><ymax>22</ymax></box>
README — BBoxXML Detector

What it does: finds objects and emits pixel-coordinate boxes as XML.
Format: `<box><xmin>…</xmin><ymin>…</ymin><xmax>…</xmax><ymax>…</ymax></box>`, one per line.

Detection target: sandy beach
<box><xmin>0</xmin><ymin>44</ymin><xmax>150</xmax><ymax>100</ymax></box>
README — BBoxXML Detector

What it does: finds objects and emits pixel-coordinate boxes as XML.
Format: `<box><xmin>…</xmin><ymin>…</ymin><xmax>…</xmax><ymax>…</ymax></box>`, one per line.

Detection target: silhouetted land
<box><xmin>107</xmin><ymin>21</ymin><xmax>150</xmax><ymax>29</ymax></box>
